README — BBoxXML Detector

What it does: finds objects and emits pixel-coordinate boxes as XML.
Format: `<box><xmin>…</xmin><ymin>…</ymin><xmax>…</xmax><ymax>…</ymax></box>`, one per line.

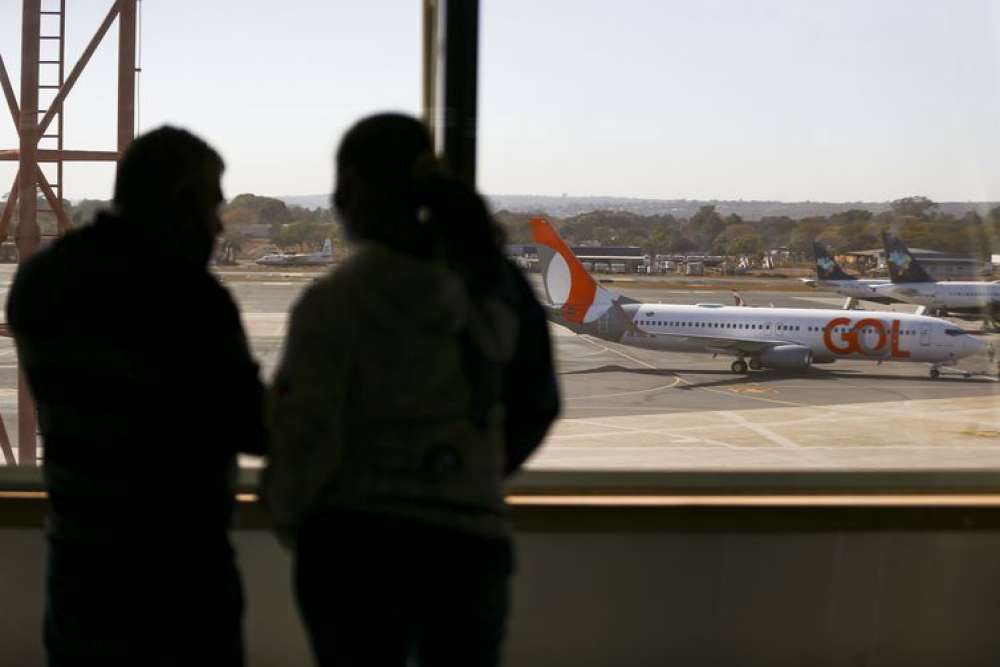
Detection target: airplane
<box><xmin>530</xmin><ymin>217</ymin><xmax>986</xmax><ymax>379</ymax></box>
<box><xmin>256</xmin><ymin>239</ymin><xmax>334</xmax><ymax>266</ymax></box>
<box><xmin>869</xmin><ymin>232</ymin><xmax>1000</xmax><ymax>329</ymax></box>
<box><xmin>255</xmin><ymin>251</ymin><xmax>291</xmax><ymax>266</ymax></box>
<box><xmin>800</xmin><ymin>241</ymin><xmax>897</xmax><ymax>307</ymax></box>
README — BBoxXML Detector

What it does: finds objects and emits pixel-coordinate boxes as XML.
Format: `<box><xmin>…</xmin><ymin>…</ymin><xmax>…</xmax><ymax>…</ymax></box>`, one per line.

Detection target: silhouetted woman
<box><xmin>262</xmin><ymin>113</ymin><xmax>559</xmax><ymax>666</ymax></box>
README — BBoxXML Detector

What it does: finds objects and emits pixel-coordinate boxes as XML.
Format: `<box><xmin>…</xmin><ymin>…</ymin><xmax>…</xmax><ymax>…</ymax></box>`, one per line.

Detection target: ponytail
<box><xmin>410</xmin><ymin>155</ymin><xmax>507</xmax><ymax>296</ymax></box>
<box><xmin>336</xmin><ymin>113</ymin><xmax>509</xmax><ymax>296</ymax></box>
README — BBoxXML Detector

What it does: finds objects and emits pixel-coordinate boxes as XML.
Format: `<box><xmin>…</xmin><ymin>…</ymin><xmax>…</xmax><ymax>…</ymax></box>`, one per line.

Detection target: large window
<box><xmin>481</xmin><ymin>0</ymin><xmax>1000</xmax><ymax>472</ymax></box>
<box><xmin>0</xmin><ymin>1</ymin><xmax>420</xmax><ymax>468</ymax></box>
<box><xmin>3</xmin><ymin>2</ymin><xmax>1000</xmax><ymax>479</ymax></box>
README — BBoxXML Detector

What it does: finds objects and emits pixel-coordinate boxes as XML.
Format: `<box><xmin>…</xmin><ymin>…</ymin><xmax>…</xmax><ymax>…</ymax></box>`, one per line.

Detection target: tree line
<box><xmin>0</xmin><ymin>192</ymin><xmax>339</xmax><ymax>254</ymax></box>
<box><xmin>5</xmin><ymin>191</ymin><xmax>996</xmax><ymax>260</ymax></box>
<box><xmin>496</xmin><ymin>196</ymin><xmax>1000</xmax><ymax>259</ymax></box>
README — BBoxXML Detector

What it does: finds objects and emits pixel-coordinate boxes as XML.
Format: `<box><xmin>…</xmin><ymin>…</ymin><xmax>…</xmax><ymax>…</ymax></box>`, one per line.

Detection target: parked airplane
<box><xmin>531</xmin><ymin>218</ymin><xmax>985</xmax><ymax>378</ymax></box>
<box><xmin>256</xmin><ymin>239</ymin><xmax>334</xmax><ymax>266</ymax></box>
<box><xmin>869</xmin><ymin>232</ymin><xmax>1000</xmax><ymax>328</ymax></box>
<box><xmin>800</xmin><ymin>242</ymin><xmax>896</xmax><ymax>306</ymax></box>
<box><xmin>255</xmin><ymin>251</ymin><xmax>291</xmax><ymax>266</ymax></box>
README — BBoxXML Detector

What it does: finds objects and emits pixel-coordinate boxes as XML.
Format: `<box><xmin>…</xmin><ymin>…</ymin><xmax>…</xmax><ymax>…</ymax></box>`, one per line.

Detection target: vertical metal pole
<box><xmin>17</xmin><ymin>0</ymin><xmax>41</xmax><ymax>466</ymax></box>
<box><xmin>56</xmin><ymin>0</ymin><xmax>65</xmax><ymax>212</ymax></box>
<box><xmin>117</xmin><ymin>0</ymin><xmax>137</xmax><ymax>153</ymax></box>
<box><xmin>439</xmin><ymin>0</ymin><xmax>479</xmax><ymax>187</ymax></box>
<box><xmin>422</xmin><ymin>0</ymin><xmax>439</xmax><ymax>144</ymax></box>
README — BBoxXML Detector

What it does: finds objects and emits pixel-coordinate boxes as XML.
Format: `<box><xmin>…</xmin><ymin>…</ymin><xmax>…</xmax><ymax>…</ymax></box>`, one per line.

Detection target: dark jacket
<box><xmin>6</xmin><ymin>212</ymin><xmax>266</xmax><ymax>541</ymax></box>
<box><xmin>262</xmin><ymin>243</ymin><xmax>559</xmax><ymax>542</ymax></box>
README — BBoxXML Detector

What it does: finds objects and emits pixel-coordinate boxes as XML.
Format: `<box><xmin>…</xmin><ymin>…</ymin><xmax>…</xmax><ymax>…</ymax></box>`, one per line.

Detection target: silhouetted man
<box><xmin>6</xmin><ymin>127</ymin><xmax>266</xmax><ymax>666</ymax></box>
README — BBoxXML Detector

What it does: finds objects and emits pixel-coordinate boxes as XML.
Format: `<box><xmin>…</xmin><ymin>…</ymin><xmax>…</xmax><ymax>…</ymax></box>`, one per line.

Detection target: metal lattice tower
<box><xmin>0</xmin><ymin>0</ymin><xmax>137</xmax><ymax>465</ymax></box>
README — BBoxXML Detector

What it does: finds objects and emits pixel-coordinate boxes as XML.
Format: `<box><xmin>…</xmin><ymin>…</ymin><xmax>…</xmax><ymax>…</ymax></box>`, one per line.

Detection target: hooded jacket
<box><xmin>262</xmin><ymin>243</ymin><xmax>558</xmax><ymax>542</ymax></box>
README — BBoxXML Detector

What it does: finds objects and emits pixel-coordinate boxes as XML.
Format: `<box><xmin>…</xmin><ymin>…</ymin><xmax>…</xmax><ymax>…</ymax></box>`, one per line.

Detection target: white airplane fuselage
<box><xmin>256</xmin><ymin>254</ymin><xmax>292</xmax><ymax>266</ymax></box>
<box><xmin>807</xmin><ymin>278</ymin><xmax>894</xmax><ymax>302</ymax></box>
<box><xmin>872</xmin><ymin>281</ymin><xmax>1000</xmax><ymax>314</ymax></box>
<box><xmin>611</xmin><ymin>303</ymin><xmax>982</xmax><ymax>366</ymax></box>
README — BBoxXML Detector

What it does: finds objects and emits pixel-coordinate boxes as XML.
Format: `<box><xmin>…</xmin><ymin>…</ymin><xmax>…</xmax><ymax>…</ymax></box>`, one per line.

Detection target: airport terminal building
<box><xmin>507</xmin><ymin>243</ymin><xmax>645</xmax><ymax>273</ymax></box>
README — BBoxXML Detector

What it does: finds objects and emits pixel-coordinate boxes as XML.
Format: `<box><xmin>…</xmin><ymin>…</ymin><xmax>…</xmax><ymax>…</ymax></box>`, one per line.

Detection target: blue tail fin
<box><xmin>812</xmin><ymin>242</ymin><xmax>854</xmax><ymax>281</ymax></box>
<box><xmin>881</xmin><ymin>231</ymin><xmax>933</xmax><ymax>284</ymax></box>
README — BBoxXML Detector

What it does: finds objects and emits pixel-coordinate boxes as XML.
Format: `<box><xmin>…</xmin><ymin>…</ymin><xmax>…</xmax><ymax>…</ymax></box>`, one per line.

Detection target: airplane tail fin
<box><xmin>732</xmin><ymin>290</ymin><xmax>746</xmax><ymax>307</ymax></box>
<box><xmin>812</xmin><ymin>242</ymin><xmax>854</xmax><ymax>281</ymax></box>
<box><xmin>321</xmin><ymin>238</ymin><xmax>332</xmax><ymax>256</ymax></box>
<box><xmin>530</xmin><ymin>217</ymin><xmax>628</xmax><ymax>325</ymax></box>
<box><xmin>881</xmin><ymin>231</ymin><xmax>933</xmax><ymax>284</ymax></box>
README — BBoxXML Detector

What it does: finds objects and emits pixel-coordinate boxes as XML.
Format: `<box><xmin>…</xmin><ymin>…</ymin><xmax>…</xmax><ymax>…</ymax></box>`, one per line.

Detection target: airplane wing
<box><xmin>634</xmin><ymin>328</ymin><xmax>793</xmax><ymax>355</ymax></box>
<box><xmin>799</xmin><ymin>277</ymin><xmax>817</xmax><ymax>287</ymax></box>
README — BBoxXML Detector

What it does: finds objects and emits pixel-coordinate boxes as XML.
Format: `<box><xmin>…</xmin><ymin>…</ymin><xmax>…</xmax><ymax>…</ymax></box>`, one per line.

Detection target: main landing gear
<box><xmin>928</xmin><ymin>365</ymin><xmax>974</xmax><ymax>380</ymax></box>
<box><xmin>731</xmin><ymin>359</ymin><xmax>749</xmax><ymax>374</ymax></box>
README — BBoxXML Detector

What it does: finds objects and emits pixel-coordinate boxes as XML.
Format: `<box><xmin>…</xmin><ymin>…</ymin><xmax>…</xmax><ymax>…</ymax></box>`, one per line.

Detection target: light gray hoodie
<box><xmin>262</xmin><ymin>243</ymin><xmax>519</xmax><ymax>543</ymax></box>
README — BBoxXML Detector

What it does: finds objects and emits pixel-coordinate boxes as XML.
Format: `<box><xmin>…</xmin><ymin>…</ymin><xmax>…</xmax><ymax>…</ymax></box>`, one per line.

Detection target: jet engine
<box><xmin>757</xmin><ymin>344</ymin><xmax>813</xmax><ymax>370</ymax></box>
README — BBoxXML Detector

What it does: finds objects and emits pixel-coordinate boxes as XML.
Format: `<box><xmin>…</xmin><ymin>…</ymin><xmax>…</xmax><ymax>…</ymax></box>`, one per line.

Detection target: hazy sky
<box><xmin>3</xmin><ymin>1</ymin><xmax>1000</xmax><ymax>202</ymax></box>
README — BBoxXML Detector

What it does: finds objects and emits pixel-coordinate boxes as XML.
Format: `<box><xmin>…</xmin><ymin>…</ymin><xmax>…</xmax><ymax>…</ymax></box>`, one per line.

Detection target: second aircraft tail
<box><xmin>813</xmin><ymin>242</ymin><xmax>855</xmax><ymax>281</ymax></box>
<box><xmin>882</xmin><ymin>231</ymin><xmax>934</xmax><ymax>284</ymax></box>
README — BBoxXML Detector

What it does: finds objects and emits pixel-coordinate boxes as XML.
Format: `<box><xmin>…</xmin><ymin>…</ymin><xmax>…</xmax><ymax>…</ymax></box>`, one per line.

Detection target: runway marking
<box><xmin>719</xmin><ymin>411</ymin><xmax>804</xmax><ymax>450</ymax></box>
<box><xmin>729</xmin><ymin>385</ymin><xmax>773</xmax><ymax>394</ymax></box>
<box><xmin>540</xmin><ymin>394</ymin><xmax>1000</xmax><ymax>470</ymax></box>
<box><xmin>575</xmin><ymin>335</ymin><xmax>826</xmax><ymax>409</ymax></box>
<box><xmin>674</xmin><ymin>375</ymin><xmax>809</xmax><ymax>408</ymax></box>
<box><xmin>577</xmin><ymin>336</ymin><xmax>660</xmax><ymax>370</ymax></box>
<box><xmin>561</xmin><ymin>350</ymin><xmax>617</xmax><ymax>360</ymax></box>
<box><xmin>564</xmin><ymin>377</ymin><xmax>682</xmax><ymax>401</ymax></box>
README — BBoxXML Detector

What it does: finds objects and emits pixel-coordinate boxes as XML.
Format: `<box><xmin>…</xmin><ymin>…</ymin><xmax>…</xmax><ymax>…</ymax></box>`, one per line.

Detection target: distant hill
<box><xmin>273</xmin><ymin>193</ymin><xmax>1000</xmax><ymax>220</ymax></box>
<box><xmin>278</xmin><ymin>194</ymin><xmax>332</xmax><ymax>210</ymax></box>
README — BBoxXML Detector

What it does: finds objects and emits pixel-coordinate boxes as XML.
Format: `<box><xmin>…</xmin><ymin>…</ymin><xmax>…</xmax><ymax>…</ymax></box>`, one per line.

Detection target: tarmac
<box><xmin>0</xmin><ymin>265</ymin><xmax>997</xmax><ymax>471</ymax></box>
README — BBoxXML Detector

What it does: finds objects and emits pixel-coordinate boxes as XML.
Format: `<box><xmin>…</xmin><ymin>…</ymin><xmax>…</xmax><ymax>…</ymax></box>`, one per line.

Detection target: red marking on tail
<box><xmin>530</xmin><ymin>217</ymin><xmax>597</xmax><ymax>324</ymax></box>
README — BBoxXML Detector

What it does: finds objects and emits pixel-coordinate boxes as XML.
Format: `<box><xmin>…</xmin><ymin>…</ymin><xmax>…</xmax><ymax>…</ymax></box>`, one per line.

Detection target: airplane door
<box><xmin>919</xmin><ymin>326</ymin><xmax>931</xmax><ymax>347</ymax></box>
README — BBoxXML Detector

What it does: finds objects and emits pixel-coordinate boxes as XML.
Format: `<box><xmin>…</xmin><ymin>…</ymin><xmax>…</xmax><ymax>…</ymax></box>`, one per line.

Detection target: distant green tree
<box><xmin>830</xmin><ymin>209</ymin><xmax>874</xmax><ymax>225</ymax></box>
<box><xmin>787</xmin><ymin>227</ymin><xmax>817</xmax><ymax>255</ymax></box>
<box><xmin>758</xmin><ymin>216</ymin><xmax>797</xmax><ymax>249</ymax></box>
<box><xmin>70</xmin><ymin>199</ymin><xmax>110</xmax><ymax>227</ymax></box>
<box><xmin>685</xmin><ymin>205</ymin><xmax>725</xmax><ymax>251</ymax></box>
<box><xmin>890</xmin><ymin>196</ymin><xmax>938</xmax><ymax>219</ymax></box>
<box><xmin>668</xmin><ymin>235</ymin><xmax>697</xmax><ymax>254</ymax></box>
<box><xmin>728</xmin><ymin>234</ymin><xmax>763</xmax><ymax>255</ymax></box>
<box><xmin>274</xmin><ymin>220</ymin><xmax>333</xmax><ymax>252</ymax></box>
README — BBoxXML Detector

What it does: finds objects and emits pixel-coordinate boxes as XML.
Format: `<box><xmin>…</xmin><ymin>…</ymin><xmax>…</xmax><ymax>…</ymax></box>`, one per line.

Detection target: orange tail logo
<box><xmin>530</xmin><ymin>217</ymin><xmax>599</xmax><ymax>324</ymax></box>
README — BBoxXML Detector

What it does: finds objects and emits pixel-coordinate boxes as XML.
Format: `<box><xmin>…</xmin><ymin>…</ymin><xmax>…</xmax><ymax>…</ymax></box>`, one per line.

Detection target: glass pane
<box><xmin>0</xmin><ymin>1</ymin><xmax>420</xmax><ymax>468</ymax></box>
<box><xmin>482</xmin><ymin>1</ymin><xmax>1000</xmax><ymax>472</ymax></box>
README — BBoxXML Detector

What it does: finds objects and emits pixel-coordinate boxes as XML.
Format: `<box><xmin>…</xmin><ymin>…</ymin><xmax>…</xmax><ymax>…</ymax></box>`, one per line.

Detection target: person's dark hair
<box><xmin>335</xmin><ymin>113</ymin><xmax>507</xmax><ymax>295</ymax></box>
<box><xmin>114</xmin><ymin>126</ymin><xmax>224</xmax><ymax>222</ymax></box>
